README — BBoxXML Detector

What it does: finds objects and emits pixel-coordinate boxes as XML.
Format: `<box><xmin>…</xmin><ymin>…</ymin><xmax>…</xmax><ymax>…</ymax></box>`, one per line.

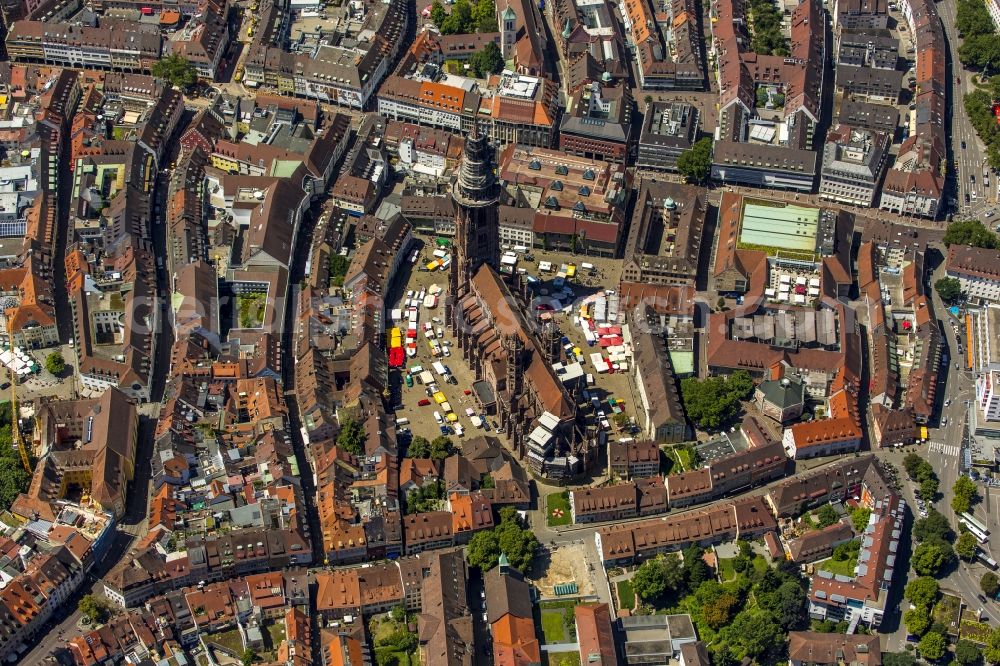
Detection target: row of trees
<box><xmin>956</xmin><ymin>0</ymin><xmax>1000</xmax><ymax>75</ymax></box>
<box><xmin>952</xmin><ymin>475</ymin><xmax>980</xmax><ymax>515</ymax></box>
<box><xmin>747</xmin><ymin>0</ymin><xmax>789</xmax><ymax>56</ymax></box>
<box><xmin>406</xmin><ymin>435</ymin><xmax>456</xmax><ymax>459</ymax></box>
<box><xmin>904</xmin><ymin>453</ymin><xmax>941</xmax><ymax>503</ymax></box>
<box><xmin>680</xmin><ymin>370</ymin><xmax>755</xmax><ymax>430</ymax></box>
<box><xmin>964</xmin><ymin>84</ymin><xmax>1000</xmax><ymax>172</ymax></box>
<box><xmin>0</xmin><ymin>403</ymin><xmax>30</xmax><ymax>512</ymax></box>
<box><xmin>911</xmin><ymin>508</ymin><xmax>957</xmax><ymax>577</ymax></box>
<box><xmin>902</xmin><ymin>577</ymin><xmax>949</xmax><ymax>660</ymax></box>
<box><xmin>907</xmin><ymin>574</ymin><xmax>1000</xmax><ymax>665</ymax></box>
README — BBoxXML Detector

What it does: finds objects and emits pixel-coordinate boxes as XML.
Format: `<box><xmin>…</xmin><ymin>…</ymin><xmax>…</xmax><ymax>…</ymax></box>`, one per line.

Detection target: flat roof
<box><xmin>740</xmin><ymin>200</ymin><xmax>821</xmax><ymax>252</ymax></box>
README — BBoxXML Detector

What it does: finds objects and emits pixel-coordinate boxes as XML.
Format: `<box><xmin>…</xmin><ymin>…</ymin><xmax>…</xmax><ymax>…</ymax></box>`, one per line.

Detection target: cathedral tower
<box><xmin>448</xmin><ymin>126</ymin><xmax>500</xmax><ymax>322</ymax></box>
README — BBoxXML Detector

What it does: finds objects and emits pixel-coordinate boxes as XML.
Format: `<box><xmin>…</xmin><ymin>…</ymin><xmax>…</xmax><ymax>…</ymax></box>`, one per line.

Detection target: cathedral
<box><xmin>448</xmin><ymin>130</ymin><xmax>594</xmax><ymax>480</ymax></box>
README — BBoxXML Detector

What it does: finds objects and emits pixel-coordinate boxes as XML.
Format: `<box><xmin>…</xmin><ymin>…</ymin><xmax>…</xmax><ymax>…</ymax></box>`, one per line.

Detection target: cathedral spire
<box><xmin>447</xmin><ymin>127</ymin><xmax>501</xmax><ymax>323</ymax></box>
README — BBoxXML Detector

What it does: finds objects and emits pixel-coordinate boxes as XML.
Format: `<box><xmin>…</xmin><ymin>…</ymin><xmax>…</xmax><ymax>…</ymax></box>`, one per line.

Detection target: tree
<box><xmin>440</xmin><ymin>0</ymin><xmax>481</xmax><ymax>33</ymax></box>
<box><xmin>468</xmin><ymin>41</ymin><xmax>504</xmax><ymax>78</ymax></box>
<box><xmin>758</xmin><ymin>580</ymin><xmax>807</xmax><ymax>630</ymax></box>
<box><xmin>956</xmin><ymin>640</ymin><xmax>983</xmax><ymax>666</ymax></box>
<box><xmin>747</xmin><ymin>0</ymin><xmax>789</xmax><ymax>55</ymax></box>
<box><xmin>677</xmin><ymin>138</ymin><xmax>713</xmax><ymax>184</ymax></box>
<box><xmin>0</xmin><ymin>456</ymin><xmax>30</xmax><ymax>511</ymax></box>
<box><xmin>680</xmin><ymin>370</ymin><xmax>755</xmax><ymax>430</ymax></box>
<box><xmin>920</xmin><ymin>477</ymin><xmax>939</xmax><ymax>503</ymax></box>
<box><xmin>702</xmin><ymin>591</ymin><xmax>740</xmax><ymax>629</ymax></box>
<box><xmin>942</xmin><ymin>220</ymin><xmax>999</xmax><ymax>249</ymax></box>
<box><xmin>336</xmin><ymin>418</ymin><xmax>365</xmax><ymax>456</ymax></box>
<box><xmin>45</xmin><ymin>351</ymin><xmax>65</xmax><ymax>376</ymax></box>
<box><xmin>850</xmin><ymin>506</ymin><xmax>872</xmax><ymax>532</ymax></box>
<box><xmin>465</xmin><ymin>507</ymin><xmax>538</xmax><ymax>573</ymax></box>
<box><xmin>241</xmin><ymin>649</ymin><xmax>258</xmax><ymax>666</ymax></box>
<box><xmin>905</xmin><ymin>577</ymin><xmax>940</xmax><ymax>608</ymax></box>
<box><xmin>390</xmin><ymin>604</ymin><xmax>407</xmax><ymax>623</ymax></box>
<box><xmin>985</xmin><ymin>626</ymin><xmax>1000</xmax><ymax>665</ymax></box>
<box><xmin>644</xmin><ymin>94</ymin><xmax>653</xmax><ymax>107</ymax></box>
<box><xmin>982</xmin><ymin>572</ymin><xmax>999</xmax><ymax>597</ymax></box>
<box><xmin>904</xmin><ymin>605</ymin><xmax>931</xmax><ymax>636</ymax></box>
<box><xmin>914</xmin><ymin>509</ymin><xmax>954</xmax><ymax>544</ymax></box>
<box><xmin>935</xmin><ymin>277</ymin><xmax>964</xmax><ymax>303</ymax></box>
<box><xmin>329</xmin><ymin>254</ymin><xmax>350</xmax><ymax>287</ymax></box>
<box><xmin>466</xmin><ymin>529</ymin><xmax>501</xmax><ymax>569</ymax></box>
<box><xmin>632</xmin><ymin>554</ymin><xmax>686</xmax><ymax>603</ymax></box>
<box><xmin>718</xmin><ymin>607</ymin><xmax>785</xmax><ymax>662</ymax></box>
<box><xmin>815</xmin><ymin>504</ymin><xmax>839</xmax><ymax>528</ymax></box>
<box><xmin>904</xmin><ymin>453</ymin><xmax>937</xmax><ymax>481</ymax></box>
<box><xmin>405</xmin><ymin>480</ymin><xmax>445</xmax><ymax>514</ymax></box>
<box><xmin>471</xmin><ymin>0</ymin><xmax>497</xmax><ymax>31</ymax></box>
<box><xmin>960</xmin><ymin>35</ymin><xmax>1000</xmax><ymax>76</ymax></box>
<box><xmin>952</xmin><ymin>476</ymin><xmax>980</xmax><ymax>515</ymax></box>
<box><xmin>957</xmin><ymin>0</ymin><xmax>994</xmax><ymax>37</ymax></box>
<box><xmin>78</xmin><ymin>595</ymin><xmax>110</xmax><ymax>624</ymax></box>
<box><xmin>151</xmin><ymin>54</ymin><xmax>198</xmax><ymax>91</ymax></box>
<box><xmin>918</xmin><ymin>631</ymin><xmax>947</xmax><ymax>662</ymax></box>
<box><xmin>429</xmin><ymin>436</ymin><xmax>456</xmax><ymax>460</ymax></box>
<box><xmin>430</xmin><ymin>0</ymin><xmax>447</xmax><ymax>26</ymax></box>
<box><xmin>957</xmin><ymin>531</ymin><xmax>980</xmax><ymax>561</ymax></box>
<box><xmin>407</xmin><ymin>435</ymin><xmax>431</xmax><ymax>458</ymax></box>
<box><xmin>683</xmin><ymin>545</ymin><xmax>712</xmax><ymax>587</ymax></box>
<box><xmin>912</xmin><ymin>541</ymin><xmax>954</xmax><ymax>577</ymax></box>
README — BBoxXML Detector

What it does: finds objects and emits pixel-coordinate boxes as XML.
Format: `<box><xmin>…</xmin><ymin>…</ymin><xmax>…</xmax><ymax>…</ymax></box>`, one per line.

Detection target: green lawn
<box><xmin>206</xmin><ymin>628</ymin><xmax>244</xmax><ymax>656</ymax></box>
<box><xmin>617</xmin><ymin>579</ymin><xmax>635</xmax><ymax>610</ymax></box>
<box><xmin>718</xmin><ymin>557</ymin><xmax>736</xmax><ymax>581</ymax></box>
<box><xmin>540</xmin><ymin>609</ymin><xmax>568</xmax><ymax>643</ymax></box>
<box><xmin>819</xmin><ymin>557</ymin><xmax>857</xmax><ymax>577</ymax></box>
<box><xmin>546</xmin><ymin>491</ymin><xmax>573</xmax><ymax>527</ymax></box>
<box><xmin>547</xmin><ymin>653</ymin><xmax>581</xmax><ymax>666</ymax></box>
<box><xmin>265</xmin><ymin>620</ymin><xmax>286</xmax><ymax>649</ymax></box>
<box><xmin>237</xmin><ymin>292</ymin><xmax>267</xmax><ymax>328</ymax></box>
<box><xmin>675</xmin><ymin>447</ymin><xmax>694</xmax><ymax>470</ymax></box>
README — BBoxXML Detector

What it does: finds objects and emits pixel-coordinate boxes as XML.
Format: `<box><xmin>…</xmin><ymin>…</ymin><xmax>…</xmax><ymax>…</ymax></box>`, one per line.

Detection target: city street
<box><xmin>936</xmin><ymin>0</ymin><xmax>997</xmax><ymax>218</ymax></box>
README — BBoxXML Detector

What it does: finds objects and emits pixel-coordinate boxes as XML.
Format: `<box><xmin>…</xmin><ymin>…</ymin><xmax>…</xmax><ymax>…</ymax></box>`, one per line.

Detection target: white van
<box><xmin>433</xmin><ymin>411</ymin><xmax>443</xmax><ymax>424</ymax></box>
<box><xmin>395</xmin><ymin>417</ymin><xmax>410</xmax><ymax>427</ymax></box>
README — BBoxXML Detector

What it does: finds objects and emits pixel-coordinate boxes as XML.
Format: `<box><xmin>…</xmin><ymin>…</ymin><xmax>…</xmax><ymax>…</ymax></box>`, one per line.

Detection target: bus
<box><xmin>963</xmin><ymin>520</ymin><xmax>989</xmax><ymax>544</ymax></box>
<box><xmin>978</xmin><ymin>549</ymin><xmax>998</xmax><ymax>570</ymax></box>
<box><xmin>963</xmin><ymin>512</ymin><xmax>990</xmax><ymax>536</ymax></box>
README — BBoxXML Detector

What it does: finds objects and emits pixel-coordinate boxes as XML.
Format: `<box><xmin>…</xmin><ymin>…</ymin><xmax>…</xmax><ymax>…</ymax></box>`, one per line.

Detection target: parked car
<box><xmin>418</xmin><ymin>398</ymin><xmax>431</xmax><ymax>406</ymax></box>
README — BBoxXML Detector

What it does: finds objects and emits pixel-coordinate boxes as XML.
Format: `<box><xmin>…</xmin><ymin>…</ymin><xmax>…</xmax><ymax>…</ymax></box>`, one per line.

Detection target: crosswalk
<box><xmin>929</xmin><ymin>442</ymin><xmax>961</xmax><ymax>457</ymax></box>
